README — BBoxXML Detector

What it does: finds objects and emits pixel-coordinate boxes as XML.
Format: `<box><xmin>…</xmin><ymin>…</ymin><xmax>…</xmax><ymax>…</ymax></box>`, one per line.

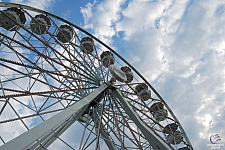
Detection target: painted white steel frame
<box><xmin>113</xmin><ymin>89</ymin><xmax>172</xmax><ymax>150</ymax></box>
<box><xmin>0</xmin><ymin>83</ymin><xmax>108</xmax><ymax>150</ymax></box>
<box><xmin>0</xmin><ymin>82</ymin><xmax>172</xmax><ymax>150</ymax></box>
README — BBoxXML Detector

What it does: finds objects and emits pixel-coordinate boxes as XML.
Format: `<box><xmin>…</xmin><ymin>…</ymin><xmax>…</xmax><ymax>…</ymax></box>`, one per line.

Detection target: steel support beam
<box><xmin>0</xmin><ymin>83</ymin><xmax>109</xmax><ymax>150</ymax></box>
<box><xmin>113</xmin><ymin>89</ymin><xmax>172</xmax><ymax>150</ymax></box>
<box><xmin>30</xmin><ymin>115</ymin><xmax>79</xmax><ymax>150</ymax></box>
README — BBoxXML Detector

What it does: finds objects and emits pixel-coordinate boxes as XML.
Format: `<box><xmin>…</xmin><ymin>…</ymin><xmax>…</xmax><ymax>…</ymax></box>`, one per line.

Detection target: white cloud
<box><xmin>81</xmin><ymin>0</ymin><xmax>126</xmax><ymax>45</ymax></box>
<box><xmin>1</xmin><ymin>0</ymin><xmax>225</xmax><ymax>149</ymax></box>
<box><xmin>80</xmin><ymin>0</ymin><xmax>225</xmax><ymax>149</ymax></box>
<box><xmin>80</xmin><ymin>1</ymin><xmax>95</xmax><ymax>29</ymax></box>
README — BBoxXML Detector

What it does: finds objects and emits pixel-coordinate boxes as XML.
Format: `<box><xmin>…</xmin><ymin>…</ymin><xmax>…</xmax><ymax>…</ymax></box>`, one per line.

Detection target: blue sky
<box><xmin>50</xmin><ymin>0</ymin><xmax>92</xmax><ymax>26</ymax></box>
<box><xmin>1</xmin><ymin>0</ymin><xmax>225</xmax><ymax>149</ymax></box>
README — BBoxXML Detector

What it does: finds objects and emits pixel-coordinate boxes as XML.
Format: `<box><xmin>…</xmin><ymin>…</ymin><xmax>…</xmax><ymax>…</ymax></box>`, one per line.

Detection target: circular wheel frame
<box><xmin>0</xmin><ymin>2</ymin><xmax>193</xmax><ymax>150</ymax></box>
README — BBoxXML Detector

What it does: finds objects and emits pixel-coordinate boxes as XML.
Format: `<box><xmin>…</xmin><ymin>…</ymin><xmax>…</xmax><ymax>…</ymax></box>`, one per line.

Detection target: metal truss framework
<box><xmin>0</xmin><ymin>83</ymin><xmax>170</xmax><ymax>150</ymax></box>
<box><xmin>0</xmin><ymin>83</ymin><xmax>108</xmax><ymax>150</ymax></box>
<box><xmin>0</xmin><ymin>2</ymin><xmax>193</xmax><ymax>150</ymax></box>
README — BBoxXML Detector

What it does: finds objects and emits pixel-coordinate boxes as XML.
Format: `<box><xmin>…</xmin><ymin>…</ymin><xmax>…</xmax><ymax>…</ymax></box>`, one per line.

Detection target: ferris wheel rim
<box><xmin>0</xmin><ymin>2</ymin><xmax>193</xmax><ymax>149</ymax></box>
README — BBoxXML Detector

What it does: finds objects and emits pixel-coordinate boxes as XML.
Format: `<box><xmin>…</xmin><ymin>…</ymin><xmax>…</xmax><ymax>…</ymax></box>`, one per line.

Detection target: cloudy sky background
<box><xmin>1</xmin><ymin>0</ymin><xmax>225</xmax><ymax>149</ymax></box>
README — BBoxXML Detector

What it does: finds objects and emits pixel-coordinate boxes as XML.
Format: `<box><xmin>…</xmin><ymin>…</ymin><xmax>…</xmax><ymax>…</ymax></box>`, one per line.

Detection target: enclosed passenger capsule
<box><xmin>135</xmin><ymin>83</ymin><xmax>151</xmax><ymax>101</ymax></box>
<box><xmin>163</xmin><ymin>123</ymin><xmax>184</xmax><ymax>145</ymax></box>
<box><xmin>0</xmin><ymin>7</ymin><xmax>26</xmax><ymax>31</ymax></box>
<box><xmin>166</xmin><ymin>130</ymin><xmax>183</xmax><ymax>145</ymax></box>
<box><xmin>30</xmin><ymin>14</ymin><xmax>50</xmax><ymax>35</ymax></box>
<box><xmin>121</xmin><ymin>66</ymin><xmax>133</xmax><ymax>83</ymax></box>
<box><xmin>100</xmin><ymin>51</ymin><xmax>114</xmax><ymax>67</ymax></box>
<box><xmin>80</xmin><ymin>37</ymin><xmax>95</xmax><ymax>53</ymax></box>
<box><xmin>163</xmin><ymin>123</ymin><xmax>178</xmax><ymax>134</ymax></box>
<box><xmin>150</xmin><ymin>102</ymin><xmax>168</xmax><ymax>122</ymax></box>
<box><xmin>56</xmin><ymin>25</ymin><xmax>74</xmax><ymax>43</ymax></box>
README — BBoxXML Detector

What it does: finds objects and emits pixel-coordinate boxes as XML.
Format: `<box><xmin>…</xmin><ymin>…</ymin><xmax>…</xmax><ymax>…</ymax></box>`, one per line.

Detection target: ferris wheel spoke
<box><xmin>35</xmin><ymin>87</ymin><xmax>97</xmax><ymax>112</ymax></box>
<box><xmin>63</xmin><ymin>48</ymin><xmax>101</xmax><ymax>82</ymax></box>
<box><xmin>78</xmin><ymin>120</ymin><xmax>93</xmax><ymax>150</ymax></box>
<box><xmin>1</xmin><ymin>32</ymin><xmax>97</xmax><ymax>84</ymax></box>
<box><xmin>0</xmin><ymin>98</ymin><xmax>9</xmax><ymax>115</ymax></box>
<box><xmin>103</xmin><ymin>113</ymin><xmax>151</xmax><ymax>149</ymax></box>
<box><xmin>57</xmin><ymin>137</ymin><xmax>76</xmax><ymax>150</ymax></box>
<box><xmin>36</xmin><ymin>70</ymin><xmax>95</xmax><ymax>105</ymax></box>
<box><xmin>62</xmin><ymin>51</ymin><xmax>100</xmax><ymax>82</ymax></box>
<box><xmin>78</xmin><ymin>101</ymin><xmax>121</xmax><ymax>150</ymax></box>
<box><xmin>111</xmin><ymin>99</ymin><xmax>147</xmax><ymax>149</ymax></box>
<box><xmin>113</xmin><ymin>89</ymin><xmax>173</xmax><ymax>149</ymax></box>
<box><xmin>96</xmin><ymin>119</ymin><xmax>121</xmax><ymax>149</ymax></box>
<box><xmin>92</xmin><ymin>117</ymin><xmax>117</xmax><ymax>150</ymax></box>
<box><xmin>7</xmin><ymin>101</ymin><xmax>29</xmax><ymax>130</ymax></box>
<box><xmin>0</xmin><ymin>62</ymin><xmax>59</xmax><ymax>93</ymax></box>
<box><xmin>0</xmin><ymin>57</ymin><xmax>96</xmax><ymax>102</ymax></box>
<box><xmin>0</xmin><ymin>57</ymin><xmax>69</xmax><ymax>83</ymax></box>
<box><xmin>39</xmin><ymin>72</ymin><xmax>75</xmax><ymax>110</ymax></box>
<box><xmin>102</xmin><ymin>114</ymin><xmax>140</xmax><ymax>149</ymax></box>
<box><xmin>109</xmin><ymin>102</ymin><xmax>127</xmax><ymax>149</ymax></box>
<box><xmin>89</xmin><ymin>48</ymin><xmax>106</xmax><ymax>81</ymax></box>
<box><xmin>93</xmin><ymin>47</ymin><xmax>106</xmax><ymax>68</ymax></box>
<box><xmin>0</xmin><ymin>3</ymin><xmax>193</xmax><ymax>150</ymax></box>
<box><xmin>80</xmin><ymin>124</ymin><xmax>99</xmax><ymax>150</ymax></box>
<box><xmin>38</xmin><ymin>97</ymin><xmax>69</xmax><ymax>113</ymax></box>
<box><xmin>93</xmin><ymin>97</ymin><xmax>141</xmax><ymax>149</ymax></box>
<box><xmin>81</xmin><ymin>55</ymin><xmax>103</xmax><ymax>83</ymax></box>
<box><xmin>1</xmin><ymin>30</ymin><xmax>100</xmax><ymax>88</ymax></box>
<box><xmin>43</xmin><ymin>19</ymin><xmax>100</xmax><ymax>81</ymax></box>
<box><xmin>0</xmin><ymin>87</ymin><xmax>96</xmax><ymax>103</ymax></box>
<box><xmin>68</xmin><ymin>40</ymin><xmax>102</xmax><ymax>80</ymax></box>
<box><xmin>0</xmin><ymin>83</ymin><xmax>108</xmax><ymax>150</ymax></box>
<box><xmin>11</xmin><ymin>96</ymin><xmax>37</xmax><ymax>112</ymax></box>
<box><xmin>38</xmin><ymin>40</ymin><xmax>98</xmax><ymax>83</ymax></box>
<box><xmin>0</xmin><ymin>108</ymin><xmax>64</xmax><ymax>124</ymax></box>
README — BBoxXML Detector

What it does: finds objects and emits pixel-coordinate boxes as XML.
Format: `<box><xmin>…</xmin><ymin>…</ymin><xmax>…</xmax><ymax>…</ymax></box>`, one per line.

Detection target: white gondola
<box><xmin>153</xmin><ymin>109</ymin><xmax>168</xmax><ymax>122</ymax></box>
<box><xmin>0</xmin><ymin>7</ymin><xmax>26</xmax><ymax>31</ymax></box>
<box><xmin>163</xmin><ymin>123</ymin><xmax>178</xmax><ymax>134</ymax></box>
<box><xmin>80</xmin><ymin>37</ymin><xmax>95</xmax><ymax>53</ymax></box>
<box><xmin>100</xmin><ymin>51</ymin><xmax>115</xmax><ymax>67</ymax></box>
<box><xmin>150</xmin><ymin>102</ymin><xmax>168</xmax><ymax>121</ymax></box>
<box><xmin>163</xmin><ymin>123</ymin><xmax>184</xmax><ymax>145</ymax></box>
<box><xmin>30</xmin><ymin>14</ymin><xmax>50</xmax><ymax>35</ymax></box>
<box><xmin>121</xmin><ymin>66</ymin><xmax>133</xmax><ymax>83</ymax></box>
<box><xmin>135</xmin><ymin>83</ymin><xmax>151</xmax><ymax>101</ymax></box>
<box><xmin>166</xmin><ymin>131</ymin><xmax>184</xmax><ymax>145</ymax></box>
<box><xmin>56</xmin><ymin>25</ymin><xmax>74</xmax><ymax>43</ymax></box>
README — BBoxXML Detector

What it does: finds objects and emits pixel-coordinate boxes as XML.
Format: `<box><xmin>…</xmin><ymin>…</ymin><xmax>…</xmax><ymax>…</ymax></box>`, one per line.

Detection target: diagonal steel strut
<box><xmin>0</xmin><ymin>83</ymin><xmax>109</xmax><ymax>150</ymax></box>
<box><xmin>113</xmin><ymin>89</ymin><xmax>173</xmax><ymax>150</ymax></box>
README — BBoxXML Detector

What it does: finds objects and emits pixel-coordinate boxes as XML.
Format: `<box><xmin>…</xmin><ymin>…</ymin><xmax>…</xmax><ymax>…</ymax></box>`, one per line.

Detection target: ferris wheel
<box><xmin>0</xmin><ymin>2</ymin><xmax>193</xmax><ymax>150</ymax></box>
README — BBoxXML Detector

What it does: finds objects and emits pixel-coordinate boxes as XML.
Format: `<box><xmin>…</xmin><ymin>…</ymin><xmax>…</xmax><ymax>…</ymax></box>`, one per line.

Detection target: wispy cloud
<box><xmin>9</xmin><ymin>0</ymin><xmax>54</xmax><ymax>10</ymax></box>
<box><xmin>1</xmin><ymin>0</ymin><xmax>225</xmax><ymax>149</ymax></box>
<box><xmin>81</xmin><ymin>0</ymin><xmax>225</xmax><ymax>149</ymax></box>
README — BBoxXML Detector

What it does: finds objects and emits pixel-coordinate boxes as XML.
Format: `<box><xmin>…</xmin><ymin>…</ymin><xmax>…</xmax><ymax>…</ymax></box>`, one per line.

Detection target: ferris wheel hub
<box><xmin>108</xmin><ymin>65</ymin><xmax>127</xmax><ymax>83</ymax></box>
